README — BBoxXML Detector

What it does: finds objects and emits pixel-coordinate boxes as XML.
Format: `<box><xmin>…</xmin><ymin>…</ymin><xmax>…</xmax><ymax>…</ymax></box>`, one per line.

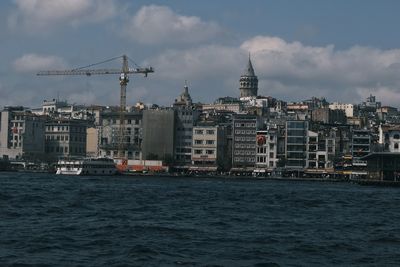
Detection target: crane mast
<box><xmin>37</xmin><ymin>55</ymin><xmax>154</xmax><ymax>159</ymax></box>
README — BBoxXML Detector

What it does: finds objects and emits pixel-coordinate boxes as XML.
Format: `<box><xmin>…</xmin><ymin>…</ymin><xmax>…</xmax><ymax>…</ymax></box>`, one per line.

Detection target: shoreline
<box><xmin>2</xmin><ymin>170</ymin><xmax>400</xmax><ymax>187</ymax></box>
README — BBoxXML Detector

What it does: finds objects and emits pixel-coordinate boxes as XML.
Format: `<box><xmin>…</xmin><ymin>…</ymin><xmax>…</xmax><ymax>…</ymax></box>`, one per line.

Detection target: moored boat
<box><xmin>56</xmin><ymin>157</ymin><xmax>118</xmax><ymax>175</ymax></box>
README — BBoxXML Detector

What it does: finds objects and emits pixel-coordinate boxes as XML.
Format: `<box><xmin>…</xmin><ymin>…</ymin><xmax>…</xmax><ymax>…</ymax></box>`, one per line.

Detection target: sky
<box><xmin>2</xmin><ymin>0</ymin><xmax>400</xmax><ymax>108</ymax></box>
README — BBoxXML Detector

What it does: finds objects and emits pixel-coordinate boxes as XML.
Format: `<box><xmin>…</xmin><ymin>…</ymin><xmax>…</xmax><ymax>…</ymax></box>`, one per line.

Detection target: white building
<box><xmin>191</xmin><ymin>124</ymin><xmax>226</xmax><ymax>171</ymax></box>
<box><xmin>255</xmin><ymin>129</ymin><xmax>278</xmax><ymax>171</ymax></box>
<box><xmin>329</xmin><ymin>102</ymin><xmax>354</xmax><ymax>118</ymax></box>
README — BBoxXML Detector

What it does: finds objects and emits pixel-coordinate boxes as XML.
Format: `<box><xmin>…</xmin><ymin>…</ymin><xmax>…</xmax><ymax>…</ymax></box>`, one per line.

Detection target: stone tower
<box><xmin>239</xmin><ymin>55</ymin><xmax>258</xmax><ymax>98</ymax></box>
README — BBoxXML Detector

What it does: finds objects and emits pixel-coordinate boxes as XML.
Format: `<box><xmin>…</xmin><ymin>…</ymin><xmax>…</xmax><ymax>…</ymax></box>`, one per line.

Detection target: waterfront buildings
<box><xmin>3</xmin><ymin>56</ymin><xmax>400</xmax><ymax>180</ymax></box>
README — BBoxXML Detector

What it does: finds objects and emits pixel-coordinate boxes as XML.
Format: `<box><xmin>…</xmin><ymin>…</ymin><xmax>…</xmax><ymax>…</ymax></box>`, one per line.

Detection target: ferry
<box><xmin>56</xmin><ymin>157</ymin><xmax>118</xmax><ymax>176</ymax></box>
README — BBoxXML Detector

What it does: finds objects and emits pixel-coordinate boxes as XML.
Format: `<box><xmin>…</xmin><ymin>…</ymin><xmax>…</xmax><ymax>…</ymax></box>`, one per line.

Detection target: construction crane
<box><xmin>37</xmin><ymin>54</ymin><xmax>154</xmax><ymax>158</ymax></box>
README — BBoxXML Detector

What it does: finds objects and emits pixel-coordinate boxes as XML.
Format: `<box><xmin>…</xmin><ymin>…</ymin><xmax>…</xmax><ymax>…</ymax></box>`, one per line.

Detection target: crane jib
<box><xmin>37</xmin><ymin>68</ymin><xmax>154</xmax><ymax>76</ymax></box>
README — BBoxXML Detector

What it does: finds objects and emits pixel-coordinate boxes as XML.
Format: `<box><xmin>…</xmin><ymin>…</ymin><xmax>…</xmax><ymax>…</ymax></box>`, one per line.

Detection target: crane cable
<box><xmin>126</xmin><ymin>56</ymin><xmax>141</xmax><ymax>68</ymax></box>
<box><xmin>72</xmin><ymin>55</ymin><xmax>123</xmax><ymax>71</ymax></box>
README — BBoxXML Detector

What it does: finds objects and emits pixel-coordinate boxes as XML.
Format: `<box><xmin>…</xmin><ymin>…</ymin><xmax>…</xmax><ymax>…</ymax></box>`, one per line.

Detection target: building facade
<box><xmin>351</xmin><ymin>129</ymin><xmax>371</xmax><ymax>159</ymax></box>
<box><xmin>98</xmin><ymin>111</ymin><xmax>142</xmax><ymax>159</ymax></box>
<box><xmin>285</xmin><ymin>120</ymin><xmax>308</xmax><ymax>169</ymax></box>
<box><xmin>255</xmin><ymin>129</ymin><xmax>278</xmax><ymax>170</ymax></box>
<box><xmin>191</xmin><ymin>124</ymin><xmax>226</xmax><ymax>171</ymax></box>
<box><xmin>232</xmin><ymin>115</ymin><xmax>257</xmax><ymax>170</ymax></box>
<box><xmin>0</xmin><ymin>107</ymin><xmax>46</xmax><ymax>160</ymax></box>
<box><xmin>141</xmin><ymin>109</ymin><xmax>175</xmax><ymax>161</ymax></box>
<box><xmin>45</xmin><ymin>118</ymin><xmax>87</xmax><ymax>159</ymax></box>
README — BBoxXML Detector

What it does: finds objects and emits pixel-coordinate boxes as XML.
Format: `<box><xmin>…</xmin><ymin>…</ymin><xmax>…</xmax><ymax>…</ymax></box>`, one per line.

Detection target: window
<box><xmin>206</xmin><ymin>130</ymin><xmax>215</xmax><ymax>135</ymax></box>
<box><xmin>194</xmin><ymin>140</ymin><xmax>203</xmax><ymax>145</ymax></box>
<box><xmin>206</xmin><ymin>140</ymin><xmax>215</xmax><ymax>145</ymax></box>
<box><xmin>195</xmin><ymin>130</ymin><xmax>203</xmax><ymax>134</ymax></box>
<box><xmin>394</xmin><ymin>134</ymin><xmax>400</xmax><ymax>140</ymax></box>
<box><xmin>395</xmin><ymin>143</ymin><xmax>399</xmax><ymax>149</ymax></box>
<box><xmin>206</xmin><ymin>150</ymin><xmax>214</xmax><ymax>155</ymax></box>
<box><xmin>194</xmin><ymin>149</ymin><xmax>202</xmax><ymax>154</ymax></box>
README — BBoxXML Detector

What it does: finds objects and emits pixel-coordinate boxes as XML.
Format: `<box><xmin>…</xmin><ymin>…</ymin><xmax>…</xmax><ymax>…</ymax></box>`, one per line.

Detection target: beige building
<box><xmin>86</xmin><ymin>127</ymin><xmax>99</xmax><ymax>157</ymax></box>
<box><xmin>191</xmin><ymin>124</ymin><xmax>227</xmax><ymax>171</ymax></box>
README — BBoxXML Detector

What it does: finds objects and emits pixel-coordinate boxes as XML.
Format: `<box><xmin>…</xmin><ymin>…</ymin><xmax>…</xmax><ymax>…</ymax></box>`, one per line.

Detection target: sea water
<box><xmin>1</xmin><ymin>172</ymin><xmax>400</xmax><ymax>266</ymax></box>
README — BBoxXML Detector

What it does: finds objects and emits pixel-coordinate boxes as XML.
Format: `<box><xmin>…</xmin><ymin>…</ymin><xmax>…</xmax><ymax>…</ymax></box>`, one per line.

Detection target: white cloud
<box><xmin>13</xmin><ymin>54</ymin><xmax>67</xmax><ymax>72</ymax></box>
<box><xmin>122</xmin><ymin>5</ymin><xmax>222</xmax><ymax>44</ymax></box>
<box><xmin>8</xmin><ymin>0</ymin><xmax>116</xmax><ymax>32</ymax></box>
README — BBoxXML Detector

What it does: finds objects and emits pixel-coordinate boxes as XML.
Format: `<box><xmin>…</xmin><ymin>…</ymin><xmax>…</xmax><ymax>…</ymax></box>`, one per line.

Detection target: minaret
<box><xmin>239</xmin><ymin>54</ymin><xmax>258</xmax><ymax>98</ymax></box>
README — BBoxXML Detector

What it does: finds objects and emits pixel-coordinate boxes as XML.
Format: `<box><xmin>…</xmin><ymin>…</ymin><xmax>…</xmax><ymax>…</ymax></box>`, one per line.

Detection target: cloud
<box><xmin>13</xmin><ymin>53</ymin><xmax>67</xmax><ymax>72</ymax></box>
<box><xmin>8</xmin><ymin>0</ymin><xmax>116</xmax><ymax>32</ymax></box>
<box><xmin>122</xmin><ymin>5</ymin><xmax>223</xmax><ymax>45</ymax></box>
<box><xmin>145</xmin><ymin>35</ymin><xmax>400</xmax><ymax>106</ymax></box>
<box><xmin>240</xmin><ymin>36</ymin><xmax>400</xmax><ymax>103</ymax></box>
<box><xmin>6</xmin><ymin>34</ymin><xmax>400</xmax><ymax>108</ymax></box>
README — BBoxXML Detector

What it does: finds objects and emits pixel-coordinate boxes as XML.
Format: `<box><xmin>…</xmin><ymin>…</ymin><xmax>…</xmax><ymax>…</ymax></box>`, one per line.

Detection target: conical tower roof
<box><xmin>244</xmin><ymin>54</ymin><xmax>255</xmax><ymax>76</ymax></box>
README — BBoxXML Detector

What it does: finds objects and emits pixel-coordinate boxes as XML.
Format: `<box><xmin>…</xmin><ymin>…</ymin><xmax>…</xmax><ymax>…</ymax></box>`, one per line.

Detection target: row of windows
<box><xmin>287</xmin><ymin>121</ymin><xmax>307</xmax><ymax>129</ymax></box>
<box><xmin>178</xmin><ymin>111</ymin><xmax>193</xmax><ymax>116</ymax></box>
<box><xmin>104</xmin><ymin>150</ymin><xmax>140</xmax><ymax>158</ymax></box>
<box><xmin>235</xmin><ymin>137</ymin><xmax>255</xmax><ymax>142</ymax></box>
<box><xmin>13</xmin><ymin>122</ymin><xmax>24</xmax><ymax>127</ymax></box>
<box><xmin>194</xmin><ymin>129</ymin><xmax>215</xmax><ymax>135</ymax></box>
<box><xmin>105</xmin><ymin>119</ymin><xmax>140</xmax><ymax>125</ymax></box>
<box><xmin>235</xmin><ymin>130</ymin><xmax>256</xmax><ymax>135</ymax></box>
<box><xmin>240</xmin><ymin>82</ymin><xmax>257</xmax><ymax>88</ymax></box>
<box><xmin>194</xmin><ymin>140</ymin><xmax>215</xmax><ymax>145</ymax></box>
<box><xmin>193</xmin><ymin>149</ymin><xmax>215</xmax><ymax>155</ymax></box>
<box><xmin>11</xmin><ymin>142</ymin><xmax>21</xmax><ymax>148</ymax></box>
<box><xmin>46</xmin><ymin>135</ymin><xmax>86</xmax><ymax>142</ymax></box>
<box><xmin>256</xmin><ymin>157</ymin><xmax>276</xmax><ymax>165</ymax></box>
<box><xmin>234</xmin><ymin>157</ymin><xmax>256</xmax><ymax>162</ymax></box>
<box><xmin>176</xmin><ymin>148</ymin><xmax>192</xmax><ymax>153</ymax></box>
<box><xmin>176</xmin><ymin>142</ymin><xmax>192</xmax><ymax>147</ymax></box>
<box><xmin>45</xmin><ymin>146</ymin><xmax>85</xmax><ymax>153</ymax></box>
<box><xmin>234</xmin><ymin>150</ymin><xmax>256</xmax><ymax>156</ymax></box>
<box><xmin>235</xmin><ymin>143</ymin><xmax>256</xmax><ymax>149</ymax></box>
<box><xmin>46</xmin><ymin>126</ymin><xmax>86</xmax><ymax>132</ymax></box>
<box><xmin>177</xmin><ymin>127</ymin><xmax>193</xmax><ymax>132</ymax></box>
<box><xmin>234</xmin><ymin>123</ymin><xmax>256</xmax><ymax>128</ymax></box>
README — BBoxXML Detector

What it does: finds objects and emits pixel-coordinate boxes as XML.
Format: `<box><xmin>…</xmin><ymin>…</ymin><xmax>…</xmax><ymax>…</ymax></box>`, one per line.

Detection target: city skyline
<box><xmin>2</xmin><ymin>0</ymin><xmax>400</xmax><ymax>108</ymax></box>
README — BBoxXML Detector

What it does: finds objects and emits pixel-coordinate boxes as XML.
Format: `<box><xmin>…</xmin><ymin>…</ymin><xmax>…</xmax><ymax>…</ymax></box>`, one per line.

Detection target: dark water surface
<box><xmin>1</xmin><ymin>172</ymin><xmax>400</xmax><ymax>266</ymax></box>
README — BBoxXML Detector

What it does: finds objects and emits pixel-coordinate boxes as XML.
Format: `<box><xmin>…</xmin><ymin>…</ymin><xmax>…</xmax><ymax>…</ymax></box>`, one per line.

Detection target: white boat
<box><xmin>56</xmin><ymin>158</ymin><xmax>118</xmax><ymax>175</ymax></box>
